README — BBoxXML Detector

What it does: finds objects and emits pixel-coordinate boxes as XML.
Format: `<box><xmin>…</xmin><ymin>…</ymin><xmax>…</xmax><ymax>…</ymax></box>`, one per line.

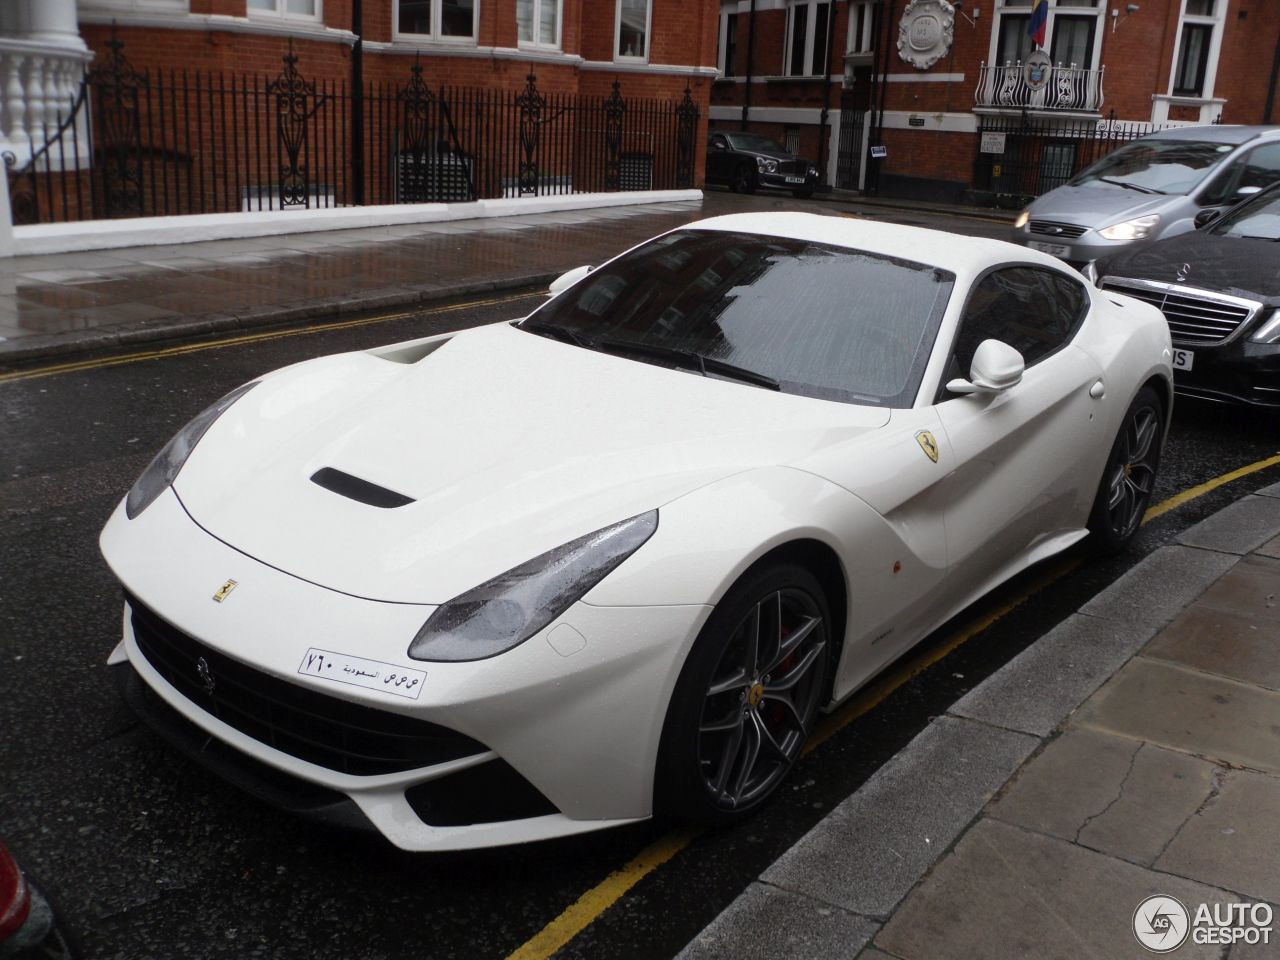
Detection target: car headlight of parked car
<box><xmin>126</xmin><ymin>381</ymin><xmax>259</xmax><ymax>519</ymax></box>
<box><xmin>1098</xmin><ymin>214</ymin><xmax>1160</xmax><ymax>241</ymax></box>
<box><xmin>1014</xmin><ymin>210</ymin><xmax>1030</xmax><ymax>229</ymax></box>
<box><xmin>1248</xmin><ymin>309</ymin><xmax>1280</xmax><ymax>344</ymax></box>
<box><xmin>756</xmin><ymin>157</ymin><xmax>778</xmax><ymax>174</ymax></box>
<box><xmin>807</xmin><ymin>165</ymin><xmax>818</xmax><ymax>178</ymax></box>
<box><xmin>408</xmin><ymin>510</ymin><xmax>659</xmax><ymax>662</ymax></box>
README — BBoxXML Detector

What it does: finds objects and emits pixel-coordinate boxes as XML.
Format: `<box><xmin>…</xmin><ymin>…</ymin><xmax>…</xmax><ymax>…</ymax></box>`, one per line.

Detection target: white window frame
<box><xmin>717</xmin><ymin>2</ymin><xmax>738</xmax><ymax>76</ymax></box>
<box><xmin>247</xmin><ymin>0</ymin><xmax>322</xmax><ymax>20</ymax></box>
<box><xmin>986</xmin><ymin>1</ymin><xmax>1104</xmax><ymax>71</ymax></box>
<box><xmin>614</xmin><ymin>0</ymin><xmax>652</xmax><ymax>63</ymax></box>
<box><xmin>1166</xmin><ymin>0</ymin><xmax>1225</xmax><ymax>100</ymax></box>
<box><xmin>783</xmin><ymin>0</ymin><xmax>830</xmax><ymax>78</ymax></box>
<box><xmin>846</xmin><ymin>0</ymin><xmax>874</xmax><ymax>56</ymax></box>
<box><xmin>517</xmin><ymin>0</ymin><xmax>562</xmax><ymax>50</ymax></box>
<box><xmin>392</xmin><ymin>0</ymin><xmax>480</xmax><ymax>44</ymax></box>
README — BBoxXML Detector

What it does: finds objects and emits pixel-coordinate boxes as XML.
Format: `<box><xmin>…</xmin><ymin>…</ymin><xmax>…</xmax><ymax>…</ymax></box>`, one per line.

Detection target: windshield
<box><xmin>726</xmin><ymin>133</ymin><xmax>790</xmax><ymax>154</ymax></box>
<box><xmin>1069</xmin><ymin>139</ymin><xmax>1235</xmax><ymax>195</ymax></box>
<box><xmin>1212</xmin><ymin>187</ymin><xmax>1280</xmax><ymax>240</ymax></box>
<box><xmin>522</xmin><ymin>230</ymin><xmax>955</xmax><ymax>407</ymax></box>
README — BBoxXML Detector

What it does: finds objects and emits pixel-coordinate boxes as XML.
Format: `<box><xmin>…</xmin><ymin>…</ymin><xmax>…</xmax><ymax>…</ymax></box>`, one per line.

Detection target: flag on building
<box><xmin>1027</xmin><ymin>0</ymin><xmax>1048</xmax><ymax>49</ymax></box>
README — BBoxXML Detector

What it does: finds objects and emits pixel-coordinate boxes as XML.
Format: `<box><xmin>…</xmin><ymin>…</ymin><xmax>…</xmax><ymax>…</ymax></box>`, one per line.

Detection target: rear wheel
<box><xmin>656</xmin><ymin>562</ymin><xmax>830</xmax><ymax>824</ymax></box>
<box><xmin>1088</xmin><ymin>385</ymin><xmax>1163</xmax><ymax>553</ymax></box>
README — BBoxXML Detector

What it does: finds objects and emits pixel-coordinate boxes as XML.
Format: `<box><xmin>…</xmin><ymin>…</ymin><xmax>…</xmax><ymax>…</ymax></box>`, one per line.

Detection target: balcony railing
<box><xmin>0</xmin><ymin>36</ymin><xmax>92</xmax><ymax>164</ymax></box>
<box><xmin>975</xmin><ymin>62</ymin><xmax>1105</xmax><ymax>114</ymax></box>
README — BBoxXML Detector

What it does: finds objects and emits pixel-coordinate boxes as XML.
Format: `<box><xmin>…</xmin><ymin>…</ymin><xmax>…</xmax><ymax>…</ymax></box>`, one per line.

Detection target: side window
<box><xmin>1200</xmin><ymin>144</ymin><xmax>1280</xmax><ymax>205</ymax></box>
<box><xmin>948</xmin><ymin>267</ymin><xmax>1087</xmax><ymax>382</ymax></box>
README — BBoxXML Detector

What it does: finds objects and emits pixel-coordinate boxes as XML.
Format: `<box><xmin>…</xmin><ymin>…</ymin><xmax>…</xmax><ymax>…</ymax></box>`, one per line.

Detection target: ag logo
<box><xmin>1133</xmin><ymin>895</ymin><xmax>1190</xmax><ymax>953</ymax></box>
<box><xmin>915</xmin><ymin>430</ymin><xmax>940</xmax><ymax>463</ymax></box>
<box><xmin>212</xmin><ymin>579</ymin><xmax>238</xmax><ymax>603</ymax></box>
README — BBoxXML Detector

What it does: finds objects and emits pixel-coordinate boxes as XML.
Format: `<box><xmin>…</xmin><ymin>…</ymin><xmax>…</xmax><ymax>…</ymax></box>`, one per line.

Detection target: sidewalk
<box><xmin>680</xmin><ymin>491</ymin><xmax>1280</xmax><ymax>960</ymax></box>
<box><xmin>0</xmin><ymin>190</ymin><xmax>1012</xmax><ymax>370</ymax></box>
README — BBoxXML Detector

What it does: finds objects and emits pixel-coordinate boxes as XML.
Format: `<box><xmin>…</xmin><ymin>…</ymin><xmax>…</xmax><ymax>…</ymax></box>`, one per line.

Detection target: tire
<box><xmin>1088</xmin><ymin>385</ymin><xmax>1163</xmax><ymax>554</ymax></box>
<box><xmin>655</xmin><ymin>562</ymin><xmax>831</xmax><ymax>824</ymax></box>
<box><xmin>733</xmin><ymin>164</ymin><xmax>758</xmax><ymax>195</ymax></box>
<box><xmin>792</xmin><ymin>188</ymin><xmax>814</xmax><ymax>199</ymax></box>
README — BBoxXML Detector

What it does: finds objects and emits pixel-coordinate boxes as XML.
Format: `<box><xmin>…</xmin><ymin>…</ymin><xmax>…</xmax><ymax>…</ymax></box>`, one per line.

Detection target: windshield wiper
<box><xmin>1097</xmin><ymin>176</ymin><xmax>1164</xmax><ymax>195</ymax></box>
<box><xmin>597</xmin><ymin>338</ymin><xmax>780</xmax><ymax>390</ymax></box>
<box><xmin>519</xmin><ymin>318</ymin><xmax>597</xmax><ymax>349</ymax></box>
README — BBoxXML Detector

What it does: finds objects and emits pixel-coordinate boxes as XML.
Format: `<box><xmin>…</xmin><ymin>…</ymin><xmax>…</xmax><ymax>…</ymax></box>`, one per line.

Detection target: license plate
<box><xmin>1172</xmin><ymin>348</ymin><xmax>1195</xmax><ymax>371</ymax></box>
<box><xmin>1028</xmin><ymin>240</ymin><xmax>1071</xmax><ymax>258</ymax></box>
<box><xmin>785</xmin><ymin>176</ymin><xmax>805</xmax><ymax>184</ymax></box>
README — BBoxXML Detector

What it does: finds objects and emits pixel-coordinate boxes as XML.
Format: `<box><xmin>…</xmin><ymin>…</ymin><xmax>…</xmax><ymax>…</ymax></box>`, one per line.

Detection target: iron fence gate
<box><xmin>835</xmin><ymin>90</ymin><xmax>865</xmax><ymax>191</ymax></box>
<box><xmin>3</xmin><ymin>39</ymin><xmax>700</xmax><ymax>225</ymax></box>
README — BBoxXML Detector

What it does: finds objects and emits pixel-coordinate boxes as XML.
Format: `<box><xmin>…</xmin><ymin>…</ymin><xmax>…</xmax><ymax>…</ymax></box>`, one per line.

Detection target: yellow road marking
<box><xmin>0</xmin><ymin>291</ymin><xmax>542</xmax><ymax>385</ymax></box>
<box><xmin>503</xmin><ymin>452</ymin><xmax>1280</xmax><ymax>960</ymax></box>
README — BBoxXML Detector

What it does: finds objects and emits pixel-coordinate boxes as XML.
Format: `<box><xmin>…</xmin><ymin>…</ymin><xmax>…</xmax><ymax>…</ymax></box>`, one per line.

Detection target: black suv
<box><xmin>706</xmin><ymin>132</ymin><xmax>819</xmax><ymax>199</ymax></box>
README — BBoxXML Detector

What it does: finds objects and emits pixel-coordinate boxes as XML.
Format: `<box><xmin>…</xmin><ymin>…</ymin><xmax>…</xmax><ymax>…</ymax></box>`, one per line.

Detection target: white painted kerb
<box><xmin>10</xmin><ymin>190</ymin><xmax>704</xmax><ymax>257</ymax></box>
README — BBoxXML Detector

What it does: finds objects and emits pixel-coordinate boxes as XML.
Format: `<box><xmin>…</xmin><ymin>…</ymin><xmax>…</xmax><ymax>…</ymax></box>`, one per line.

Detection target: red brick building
<box><xmin>710</xmin><ymin>0</ymin><xmax>1280</xmax><ymax>201</ymax></box>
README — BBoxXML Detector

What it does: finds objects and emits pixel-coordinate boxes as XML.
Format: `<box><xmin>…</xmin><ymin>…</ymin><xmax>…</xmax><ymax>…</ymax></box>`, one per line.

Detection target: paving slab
<box><xmin>989</xmin><ymin>727</ymin><xmax>1218</xmax><ymax>866</ymax></box>
<box><xmin>1143</xmin><ymin>603</ymin><xmax>1280</xmax><ymax>692</ymax></box>
<box><xmin>1256</xmin><ymin>533</ymin><xmax>1280</xmax><ymax>560</ymax></box>
<box><xmin>1078</xmin><ymin>545</ymin><xmax>1239</xmax><ymax>627</ymax></box>
<box><xmin>1157</xmin><ymin>770</ymin><xmax>1280</xmax><ymax>904</ymax></box>
<box><xmin>762</xmin><ymin>716</ymin><xmax>1037</xmax><ymax>919</ymax></box>
<box><xmin>675</xmin><ymin>883</ymin><xmax>878</xmax><ymax>960</ymax></box>
<box><xmin>948</xmin><ymin>613</ymin><xmax>1159</xmax><ymax>737</ymax></box>
<box><xmin>1197</xmin><ymin>555</ymin><xmax>1280</xmax><ymax>624</ymax></box>
<box><xmin>1251</xmin><ymin>480</ymin><xmax>1280</xmax><ymax>499</ymax></box>
<box><xmin>1176</xmin><ymin>495</ymin><xmax>1280</xmax><ymax>555</ymax></box>
<box><xmin>1075</xmin><ymin>658</ymin><xmax>1280</xmax><ymax>775</ymax></box>
<box><xmin>1225</xmin><ymin>902</ymin><xmax>1280</xmax><ymax>959</ymax></box>
<box><xmin>876</xmin><ymin>818</ymin><xmax>1234</xmax><ymax>960</ymax></box>
<box><xmin>857</xmin><ymin>950</ymin><xmax>903</xmax><ymax>960</ymax></box>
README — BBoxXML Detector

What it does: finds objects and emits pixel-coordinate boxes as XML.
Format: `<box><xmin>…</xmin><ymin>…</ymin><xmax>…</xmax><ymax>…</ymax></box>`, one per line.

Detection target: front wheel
<box><xmin>733</xmin><ymin>164</ymin><xmax>758</xmax><ymax>195</ymax></box>
<box><xmin>656</xmin><ymin>562</ymin><xmax>830</xmax><ymax>824</ymax></box>
<box><xmin>1088</xmin><ymin>385</ymin><xmax>1163</xmax><ymax>553</ymax></box>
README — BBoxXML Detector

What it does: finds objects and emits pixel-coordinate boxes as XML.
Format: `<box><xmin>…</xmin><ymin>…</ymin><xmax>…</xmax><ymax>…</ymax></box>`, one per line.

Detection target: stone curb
<box><xmin>677</xmin><ymin>499</ymin><xmax>1280</xmax><ymax>960</ymax></box>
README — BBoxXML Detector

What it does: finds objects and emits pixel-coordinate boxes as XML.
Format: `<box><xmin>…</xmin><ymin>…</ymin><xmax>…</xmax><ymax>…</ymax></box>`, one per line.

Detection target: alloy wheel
<box><xmin>1104</xmin><ymin>402</ymin><xmax>1160</xmax><ymax>539</ymax></box>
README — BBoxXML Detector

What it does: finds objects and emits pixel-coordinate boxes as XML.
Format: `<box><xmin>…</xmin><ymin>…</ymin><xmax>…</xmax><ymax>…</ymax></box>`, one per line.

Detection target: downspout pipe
<box><xmin>816</xmin><ymin>0</ymin><xmax>839</xmax><ymax>187</ymax></box>
<box><xmin>351</xmin><ymin>0</ymin><xmax>365</xmax><ymax>205</ymax></box>
<box><xmin>1265</xmin><ymin>28</ymin><xmax>1280</xmax><ymax>124</ymax></box>
<box><xmin>871</xmin><ymin>0</ymin><xmax>896</xmax><ymax>195</ymax></box>
<box><xmin>742</xmin><ymin>0</ymin><xmax>758</xmax><ymax>129</ymax></box>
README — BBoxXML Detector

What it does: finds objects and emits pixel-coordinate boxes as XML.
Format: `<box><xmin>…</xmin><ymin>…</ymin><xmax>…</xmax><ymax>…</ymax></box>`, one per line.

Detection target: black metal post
<box><xmin>815</xmin><ymin>0</ymin><xmax>839</xmax><ymax>187</ymax></box>
<box><xmin>741</xmin><ymin>0</ymin><xmax>757</xmax><ymax>130</ymax></box>
<box><xmin>351</xmin><ymin>0</ymin><xmax>365</xmax><ymax>205</ymax></box>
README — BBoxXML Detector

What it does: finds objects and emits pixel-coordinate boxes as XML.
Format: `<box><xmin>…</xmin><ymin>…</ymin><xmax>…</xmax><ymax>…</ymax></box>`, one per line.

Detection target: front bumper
<box><xmin>100</xmin><ymin>489</ymin><xmax>710</xmax><ymax>850</ymax></box>
<box><xmin>1168</xmin><ymin>340</ymin><xmax>1280</xmax><ymax>407</ymax></box>
<box><xmin>1012</xmin><ymin>225</ymin><xmax>1147</xmax><ymax>268</ymax></box>
<box><xmin>758</xmin><ymin>171</ymin><xmax>818</xmax><ymax>192</ymax></box>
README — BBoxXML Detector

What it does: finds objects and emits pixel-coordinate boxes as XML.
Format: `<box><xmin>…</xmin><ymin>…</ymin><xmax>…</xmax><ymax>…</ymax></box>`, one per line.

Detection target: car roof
<box><xmin>683</xmin><ymin>211</ymin><xmax>1065</xmax><ymax>276</ymax></box>
<box><xmin>1142</xmin><ymin>124</ymin><xmax>1280</xmax><ymax>145</ymax></box>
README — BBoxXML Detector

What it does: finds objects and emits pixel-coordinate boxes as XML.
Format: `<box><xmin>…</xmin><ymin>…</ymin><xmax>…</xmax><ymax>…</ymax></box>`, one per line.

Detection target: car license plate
<box><xmin>1028</xmin><ymin>240</ymin><xmax>1071</xmax><ymax>258</ymax></box>
<box><xmin>1172</xmin><ymin>348</ymin><xmax>1195</xmax><ymax>371</ymax></box>
<box><xmin>785</xmin><ymin>176</ymin><xmax>805</xmax><ymax>184</ymax></box>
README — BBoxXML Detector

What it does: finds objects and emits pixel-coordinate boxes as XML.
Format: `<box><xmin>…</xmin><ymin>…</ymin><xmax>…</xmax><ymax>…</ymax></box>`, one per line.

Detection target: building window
<box><xmin>990</xmin><ymin>1</ymin><xmax>1101</xmax><ymax>68</ymax></box>
<box><xmin>1170</xmin><ymin>0</ymin><xmax>1220</xmax><ymax>98</ymax></box>
<box><xmin>1049</xmin><ymin>15</ymin><xmax>1094</xmax><ymax>67</ymax></box>
<box><xmin>847</xmin><ymin>0</ymin><xmax>873</xmax><ymax>56</ymax></box>
<box><xmin>248</xmin><ymin>0</ymin><xmax>319</xmax><ymax>16</ymax></box>
<box><xmin>81</xmin><ymin>0</ymin><xmax>187</xmax><ymax>10</ymax></box>
<box><xmin>517</xmin><ymin>0</ymin><xmax>560</xmax><ymax>48</ymax></box>
<box><xmin>616</xmin><ymin>0</ymin><xmax>651</xmax><ymax>61</ymax></box>
<box><xmin>396</xmin><ymin>0</ymin><xmax>478</xmax><ymax>40</ymax></box>
<box><xmin>785</xmin><ymin>0</ymin><xmax>830</xmax><ymax>77</ymax></box>
<box><xmin>718</xmin><ymin>5</ymin><xmax>738</xmax><ymax>77</ymax></box>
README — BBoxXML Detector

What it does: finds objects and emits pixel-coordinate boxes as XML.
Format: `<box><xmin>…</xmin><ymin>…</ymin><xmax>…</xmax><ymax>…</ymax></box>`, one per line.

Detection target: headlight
<box><xmin>1249</xmin><ymin>309</ymin><xmax>1280</xmax><ymax>344</ymax></box>
<box><xmin>1098</xmin><ymin>214</ymin><xmax>1160</xmax><ymax>241</ymax></box>
<box><xmin>756</xmin><ymin>157</ymin><xmax>778</xmax><ymax>174</ymax></box>
<box><xmin>807</xmin><ymin>166</ymin><xmax>818</xmax><ymax>177</ymax></box>
<box><xmin>1014</xmin><ymin>210</ymin><xmax>1030</xmax><ymax>229</ymax></box>
<box><xmin>408</xmin><ymin>511</ymin><xmax>658</xmax><ymax>662</ymax></box>
<box><xmin>125</xmin><ymin>381</ymin><xmax>258</xmax><ymax>519</ymax></box>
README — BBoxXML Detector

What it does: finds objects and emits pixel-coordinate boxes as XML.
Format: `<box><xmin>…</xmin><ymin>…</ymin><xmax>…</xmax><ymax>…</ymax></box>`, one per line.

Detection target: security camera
<box><xmin>1126</xmin><ymin>3</ymin><xmax>1139</xmax><ymax>11</ymax></box>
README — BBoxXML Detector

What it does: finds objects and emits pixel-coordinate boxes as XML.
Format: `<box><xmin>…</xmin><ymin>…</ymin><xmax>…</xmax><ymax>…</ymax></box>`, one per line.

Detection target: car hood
<box><xmin>174</xmin><ymin>322</ymin><xmax>889</xmax><ymax>604</ymax></box>
<box><xmin>1028</xmin><ymin>183</ymin><xmax>1171</xmax><ymax>227</ymax></box>
<box><xmin>1101</xmin><ymin>231</ymin><xmax>1280</xmax><ymax>303</ymax></box>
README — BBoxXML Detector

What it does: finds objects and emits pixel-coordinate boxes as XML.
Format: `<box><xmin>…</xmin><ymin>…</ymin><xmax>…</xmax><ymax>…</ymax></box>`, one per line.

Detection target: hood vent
<box><xmin>310</xmin><ymin>467</ymin><xmax>414</xmax><ymax>509</ymax></box>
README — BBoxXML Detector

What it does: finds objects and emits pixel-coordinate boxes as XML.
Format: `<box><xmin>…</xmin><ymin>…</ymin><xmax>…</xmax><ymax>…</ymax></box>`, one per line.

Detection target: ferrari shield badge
<box><xmin>212</xmin><ymin>579</ymin><xmax>238</xmax><ymax>603</ymax></box>
<box><xmin>915</xmin><ymin>430</ymin><xmax>940</xmax><ymax>463</ymax></box>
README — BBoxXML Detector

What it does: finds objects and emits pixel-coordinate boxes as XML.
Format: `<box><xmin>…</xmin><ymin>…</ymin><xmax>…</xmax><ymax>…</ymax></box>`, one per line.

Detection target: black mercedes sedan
<box><xmin>1094</xmin><ymin>183</ymin><xmax>1280</xmax><ymax>407</ymax></box>
<box><xmin>705</xmin><ymin>131</ymin><xmax>819</xmax><ymax>198</ymax></box>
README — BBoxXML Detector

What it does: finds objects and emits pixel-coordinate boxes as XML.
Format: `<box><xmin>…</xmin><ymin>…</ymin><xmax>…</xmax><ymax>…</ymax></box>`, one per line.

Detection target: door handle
<box><xmin>1089</xmin><ymin>379</ymin><xmax>1106</xmax><ymax>399</ymax></box>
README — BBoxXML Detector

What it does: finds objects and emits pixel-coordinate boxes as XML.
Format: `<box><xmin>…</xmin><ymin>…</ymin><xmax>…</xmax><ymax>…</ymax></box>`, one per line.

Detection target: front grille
<box><xmin>127</xmin><ymin>593</ymin><xmax>486</xmax><ymax>776</ymax></box>
<box><xmin>776</xmin><ymin>160</ymin><xmax>806</xmax><ymax>176</ymax></box>
<box><xmin>406</xmin><ymin>760</ymin><xmax>558</xmax><ymax>826</ymax></box>
<box><xmin>1029</xmin><ymin>220</ymin><xmax>1087</xmax><ymax>239</ymax></box>
<box><xmin>1101</xmin><ymin>279</ymin><xmax>1260</xmax><ymax>345</ymax></box>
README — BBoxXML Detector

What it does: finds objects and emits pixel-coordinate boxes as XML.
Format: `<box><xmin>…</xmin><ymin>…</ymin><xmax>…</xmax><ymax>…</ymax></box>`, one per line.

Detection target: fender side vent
<box><xmin>310</xmin><ymin>467</ymin><xmax>414</xmax><ymax>509</ymax></box>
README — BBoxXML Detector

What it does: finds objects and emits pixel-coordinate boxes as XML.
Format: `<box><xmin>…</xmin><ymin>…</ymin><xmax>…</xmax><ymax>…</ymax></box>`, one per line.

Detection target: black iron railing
<box><xmin>3</xmin><ymin>39</ymin><xmax>700</xmax><ymax>225</ymax></box>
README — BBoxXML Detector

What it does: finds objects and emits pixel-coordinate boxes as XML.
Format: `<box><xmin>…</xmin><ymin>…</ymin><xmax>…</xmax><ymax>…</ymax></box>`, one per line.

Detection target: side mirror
<box><xmin>547</xmin><ymin>264</ymin><xmax>593</xmax><ymax>297</ymax></box>
<box><xmin>946</xmin><ymin>339</ymin><xmax>1025</xmax><ymax>395</ymax></box>
<box><xmin>1194</xmin><ymin>208</ymin><xmax>1221</xmax><ymax>229</ymax></box>
<box><xmin>710</xmin><ymin>141</ymin><xmax>726</xmax><ymax>152</ymax></box>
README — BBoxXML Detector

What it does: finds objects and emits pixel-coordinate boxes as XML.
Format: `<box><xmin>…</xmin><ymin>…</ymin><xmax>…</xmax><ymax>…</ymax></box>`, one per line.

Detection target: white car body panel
<box><xmin>100</xmin><ymin>212</ymin><xmax>1173</xmax><ymax>850</ymax></box>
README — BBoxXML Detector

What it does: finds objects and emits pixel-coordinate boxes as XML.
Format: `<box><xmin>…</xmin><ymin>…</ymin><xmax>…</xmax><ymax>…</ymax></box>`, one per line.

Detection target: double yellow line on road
<box><xmin>503</xmin><ymin>451</ymin><xmax>1280</xmax><ymax>960</ymax></box>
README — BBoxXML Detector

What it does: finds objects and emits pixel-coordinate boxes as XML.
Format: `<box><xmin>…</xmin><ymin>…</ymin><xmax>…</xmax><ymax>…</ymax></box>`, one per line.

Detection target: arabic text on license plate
<box><xmin>785</xmin><ymin>176</ymin><xmax>805</xmax><ymax>184</ymax></box>
<box><xmin>297</xmin><ymin>647</ymin><xmax>426</xmax><ymax>700</ymax></box>
<box><xmin>1172</xmin><ymin>348</ymin><xmax>1195</xmax><ymax>371</ymax></box>
<box><xmin>1028</xmin><ymin>240</ymin><xmax>1070</xmax><ymax>258</ymax></box>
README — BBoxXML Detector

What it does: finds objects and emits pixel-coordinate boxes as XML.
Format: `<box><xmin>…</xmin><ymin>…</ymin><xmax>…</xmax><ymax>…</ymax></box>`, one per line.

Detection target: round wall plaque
<box><xmin>897</xmin><ymin>0</ymin><xmax>955</xmax><ymax>71</ymax></box>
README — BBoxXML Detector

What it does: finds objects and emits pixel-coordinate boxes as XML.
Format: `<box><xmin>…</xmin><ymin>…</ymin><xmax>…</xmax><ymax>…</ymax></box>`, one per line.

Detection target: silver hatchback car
<box><xmin>1012</xmin><ymin>125</ymin><xmax>1280</xmax><ymax>268</ymax></box>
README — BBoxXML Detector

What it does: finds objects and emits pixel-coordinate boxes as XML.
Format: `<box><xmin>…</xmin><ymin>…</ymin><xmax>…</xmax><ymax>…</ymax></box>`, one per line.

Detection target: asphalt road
<box><xmin>3</xmin><ymin>206</ymin><xmax>1279</xmax><ymax>960</ymax></box>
